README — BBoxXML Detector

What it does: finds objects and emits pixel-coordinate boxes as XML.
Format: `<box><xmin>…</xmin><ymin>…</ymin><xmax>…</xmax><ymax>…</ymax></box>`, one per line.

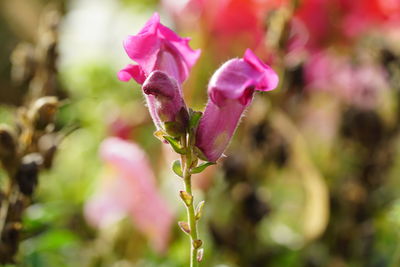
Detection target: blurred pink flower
<box><xmin>118</xmin><ymin>13</ymin><xmax>200</xmax><ymax>130</ymax></box>
<box><xmin>195</xmin><ymin>49</ymin><xmax>279</xmax><ymax>161</ymax></box>
<box><xmin>294</xmin><ymin>0</ymin><xmax>400</xmax><ymax>50</ymax></box>
<box><xmin>85</xmin><ymin>137</ymin><xmax>173</xmax><ymax>253</ymax></box>
<box><xmin>164</xmin><ymin>0</ymin><xmax>286</xmax><ymax>55</ymax></box>
<box><xmin>304</xmin><ymin>51</ymin><xmax>389</xmax><ymax>109</ymax></box>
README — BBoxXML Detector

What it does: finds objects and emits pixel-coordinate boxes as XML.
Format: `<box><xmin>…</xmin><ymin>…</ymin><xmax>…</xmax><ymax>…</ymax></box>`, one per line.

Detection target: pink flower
<box><xmin>164</xmin><ymin>0</ymin><xmax>286</xmax><ymax>56</ymax></box>
<box><xmin>293</xmin><ymin>0</ymin><xmax>400</xmax><ymax>50</ymax></box>
<box><xmin>84</xmin><ymin>137</ymin><xmax>174</xmax><ymax>253</ymax></box>
<box><xmin>195</xmin><ymin>49</ymin><xmax>279</xmax><ymax>162</ymax></box>
<box><xmin>304</xmin><ymin>51</ymin><xmax>389</xmax><ymax>109</ymax></box>
<box><xmin>118</xmin><ymin>13</ymin><xmax>200</xmax><ymax>84</ymax></box>
<box><xmin>118</xmin><ymin>13</ymin><xmax>200</xmax><ymax>130</ymax></box>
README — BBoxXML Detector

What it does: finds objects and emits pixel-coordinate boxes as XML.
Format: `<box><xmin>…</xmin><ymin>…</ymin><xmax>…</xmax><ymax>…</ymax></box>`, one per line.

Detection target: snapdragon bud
<box><xmin>195</xmin><ymin>49</ymin><xmax>278</xmax><ymax>162</ymax></box>
<box><xmin>142</xmin><ymin>71</ymin><xmax>188</xmax><ymax>134</ymax></box>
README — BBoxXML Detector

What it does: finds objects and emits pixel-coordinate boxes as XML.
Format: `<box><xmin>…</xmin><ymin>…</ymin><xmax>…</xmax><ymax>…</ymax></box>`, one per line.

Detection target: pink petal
<box><xmin>117</xmin><ymin>64</ymin><xmax>146</xmax><ymax>84</ymax></box>
<box><xmin>208</xmin><ymin>49</ymin><xmax>279</xmax><ymax>107</ymax></box>
<box><xmin>86</xmin><ymin>137</ymin><xmax>174</xmax><ymax>253</ymax></box>
<box><xmin>142</xmin><ymin>71</ymin><xmax>186</xmax><ymax>126</ymax></box>
<box><xmin>120</xmin><ymin>12</ymin><xmax>200</xmax><ymax>84</ymax></box>
<box><xmin>244</xmin><ymin>49</ymin><xmax>279</xmax><ymax>91</ymax></box>
<box><xmin>195</xmin><ymin>49</ymin><xmax>279</xmax><ymax>161</ymax></box>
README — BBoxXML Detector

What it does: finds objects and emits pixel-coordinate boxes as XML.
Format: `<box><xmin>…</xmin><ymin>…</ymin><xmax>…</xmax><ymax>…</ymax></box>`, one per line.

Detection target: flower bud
<box><xmin>179</xmin><ymin>191</ymin><xmax>193</xmax><ymax>206</ymax></box>
<box><xmin>195</xmin><ymin>49</ymin><xmax>279</xmax><ymax>162</ymax></box>
<box><xmin>142</xmin><ymin>71</ymin><xmax>187</xmax><ymax>132</ymax></box>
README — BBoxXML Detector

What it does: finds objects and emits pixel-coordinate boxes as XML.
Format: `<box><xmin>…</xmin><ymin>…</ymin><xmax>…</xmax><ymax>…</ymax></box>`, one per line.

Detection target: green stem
<box><xmin>181</xmin><ymin>135</ymin><xmax>199</xmax><ymax>267</ymax></box>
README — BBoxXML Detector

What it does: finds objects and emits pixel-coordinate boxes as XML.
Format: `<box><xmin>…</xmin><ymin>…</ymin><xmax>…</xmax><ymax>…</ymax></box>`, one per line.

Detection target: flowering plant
<box><xmin>118</xmin><ymin>13</ymin><xmax>278</xmax><ymax>266</ymax></box>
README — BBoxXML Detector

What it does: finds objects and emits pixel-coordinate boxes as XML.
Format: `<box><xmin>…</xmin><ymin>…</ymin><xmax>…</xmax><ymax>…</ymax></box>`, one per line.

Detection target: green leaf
<box><xmin>190</xmin><ymin>161</ymin><xmax>215</xmax><ymax>174</ymax></box>
<box><xmin>189</xmin><ymin>110</ymin><xmax>202</xmax><ymax>130</ymax></box>
<box><xmin>163</xmin><ymin>136</ymin><xmax>187</xmax><ymax>154</ymax></box>
<box><xmin>172</xmin><ymin>160</ymin><xmax>183</xmax><ymax>177</ymax></box>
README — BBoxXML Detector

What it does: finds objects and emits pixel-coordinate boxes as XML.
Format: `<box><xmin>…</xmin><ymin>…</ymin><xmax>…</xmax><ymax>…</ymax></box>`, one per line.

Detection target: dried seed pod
<box><xmin>28</xmin><ymin>97</ymin><xmax>58</xmax><ymax>131</ymax></box>
<box><xmin>38</xmin><ymin>134</ymin><xmax>58</xmax><ymax>169</ymax></box>
<box><xmin>15</xmin><ymin>153</ymin><xmax>43</xmax><ymax>196</ymax></box>
<box><xmin>10</xmin><ymin>43</ymin><xmax>36</xmax><ymax>84</ymax></box>
<box><xmin>0</xmin><ymin>125</ymin><xmax>17</xmax><ymax>171</ymax></box>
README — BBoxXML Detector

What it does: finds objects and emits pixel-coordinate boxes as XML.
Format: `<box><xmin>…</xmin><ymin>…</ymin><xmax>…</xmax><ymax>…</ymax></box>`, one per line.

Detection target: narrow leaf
<box><xmin>172</xmin><ymin>160</ymin><xmax>183</xmax><ymax>178</ymax></box>
<box><xmin>195</xmin><ymin>201</ymin><xmax>205</xmax><ymax>221</ymax></box>
<box><xmin>190</xmin><ymin>161</ymin><xmax>216</xmax><ymax>174</ymax></box>
<box><xmin>163</xmin><ymin>135</ymin><xmax>186</xmax><ymax>154</ymax></box>
<box><xmin>178</xmin><ymin>221</ymin><xmax>190</xmax><ymax>235</ymax></box>
<box><xmin>179</xmin><ymin>191</ymin><xmax>193</xmax><ymax>206</ymax></box>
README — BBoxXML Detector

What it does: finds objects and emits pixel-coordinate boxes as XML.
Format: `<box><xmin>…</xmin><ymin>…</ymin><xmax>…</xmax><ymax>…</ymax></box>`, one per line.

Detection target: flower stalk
<box><xmin>180</xmin><ymin>132</ymin><xmax>200</xmax><ymax>267</ymax></box>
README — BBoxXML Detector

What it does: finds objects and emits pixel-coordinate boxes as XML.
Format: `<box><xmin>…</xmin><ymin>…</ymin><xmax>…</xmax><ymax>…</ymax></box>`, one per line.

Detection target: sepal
<box><xmin>163</xmin><ymin>136</ymin><xmax>187</xmax><ymax>154</ymax></box>
<box><xmin>190</xmin><ymin>161</ymin><xmax>215</xmax><ymax>174</ymax></box>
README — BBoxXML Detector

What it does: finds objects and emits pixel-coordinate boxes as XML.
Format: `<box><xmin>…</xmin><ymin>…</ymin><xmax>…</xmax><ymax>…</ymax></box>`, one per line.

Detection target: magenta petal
<box><xmin>120</xmin><ymin>12</ymin><xmax>200</xmax><ymax>84</ymax></box>
<box><xmin>123</xmin><ymin>32</ymin><xmax>161</xmax><ymax>76</ymax></box>
<box><xmin>142</xmin><ymin>71</ymin><xmax>186</xmax><ymax>128</ymax></box>
<box><xmin>208</xmin><ymin>50</ymin><xmax>279</xmax><ymax>107</ymax></box>
<box><xmin>196</xmin><ymin>49</ymin><xmax>279</xmax><ymax>161</ymax></box>
<box><xmin>243</xmin><ymin>49</ymin><xmax>279</xmax><ymax>91</ymax></box>
<box><xmin>85</xmin><ymin>137</ymin><xmax>173</xmax><ymax>253</ymax></box>
<box><xmin>143</xmin><ymin>70</ymin><xmax>177</xmax><ymax>98</ymax></box>
<box><xmin>195</xmin><ymin>100</ymin><xmax>245</xmax><ymax>162</ymax></box>
<box><xmin>118</xmin><ymin>64</ymin><xmax>146</xmax><ymax>84</ymax></box>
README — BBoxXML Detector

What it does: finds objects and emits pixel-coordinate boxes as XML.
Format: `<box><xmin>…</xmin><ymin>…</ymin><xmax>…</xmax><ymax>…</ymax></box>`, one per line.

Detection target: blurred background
<box><xmin>1</xmin><ymin>0</ymin><xmax>400</xmax><ymax>266</ymax></box>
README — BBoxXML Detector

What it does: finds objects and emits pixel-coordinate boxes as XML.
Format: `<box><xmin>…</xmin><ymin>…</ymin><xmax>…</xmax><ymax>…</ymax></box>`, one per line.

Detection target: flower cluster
<box><xmin>118</xmin><ymin>13</ymin><xmax>279</xmax><ymax>162</ymax></box>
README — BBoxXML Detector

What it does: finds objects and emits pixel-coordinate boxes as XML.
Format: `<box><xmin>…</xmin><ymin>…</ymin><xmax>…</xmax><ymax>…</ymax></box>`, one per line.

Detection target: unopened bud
<box><xmin>180</xmin><ymin>191</ymin><xmax>193</xmax><ymax>206</ymax></box>
<box><xmin>29</xmin><ymin>96</ymin><xmax>58</xmax><ymax>130</ymax></box>
<box><xmin>193</xmin><ymin>239</ymin><xmax>203</xmax><ymax>249</ymax></box>
<box><xmin>195</xmin><ymin>201</ymin><xmax>205</xmax><ymax>221</ymax></box>
<box><xmin>178</xmin><ymin>221</ymin><xmax>190</xmax><ymax>235</ymax></box>
<box><xmin>197</xmin><ymin>248</ymin><xmax>204</xmax><ymax>262</ymax></box>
